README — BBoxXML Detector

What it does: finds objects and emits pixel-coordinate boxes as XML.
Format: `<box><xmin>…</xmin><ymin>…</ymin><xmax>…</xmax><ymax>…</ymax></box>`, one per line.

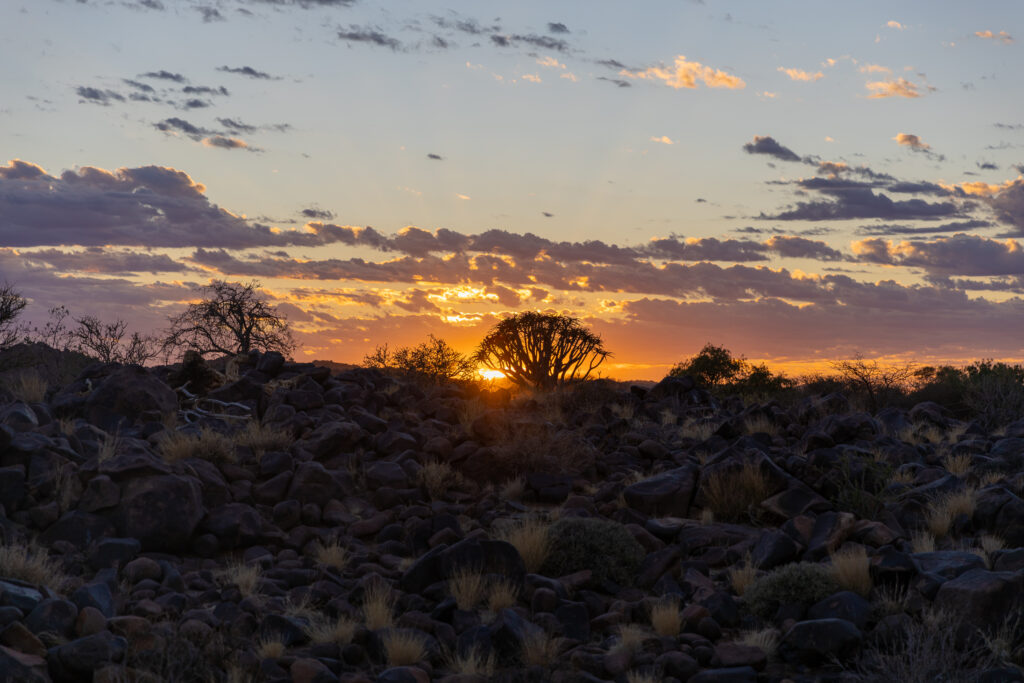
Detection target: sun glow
<box><xmin>478</xmin><ymin>368</ymin><xmax>506</xmax><ymax>380</ymax></box>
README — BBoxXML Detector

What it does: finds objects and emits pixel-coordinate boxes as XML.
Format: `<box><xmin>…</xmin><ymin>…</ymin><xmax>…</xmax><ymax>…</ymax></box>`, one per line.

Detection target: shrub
<box><xmin>0</xmin><ymin>542</ymin><xmax>68</xmax><ymax>589</ymax></box>
<box><xmin>232</xmin><ymin>421</ymin><xmax>293</xmax><ymax>455</ymax></box>
<box><xmin>540</xmin><ymin>517</ymin><xmax>644</xmax><ymax>587</ymax></box>
<box><xmin>159</xmin><ymin>427</ymin><xmax>236</xmax><ymax>464</ymax></box>
<box><xmin>650</xmin><ymin>598</ymin><xmax>681</xmax><ymax>636</ymax></box>
<box><xmin>742</xmin><ymin>562</ymin><xmax>840</xmax><ymax>619</ymax></box>
<box><xmin>364</xmin><ymin>335</ymin><xmax>477</xmax><ymax>384</ymax></box>
<box><xmin>830</xmin><ymin>546</ymin><xmax>872</xmax><ymax>597</ymax></box>
<box><xmin>702</xmin><ymin>462</ymin><xmax>772</xmax><ymax>523</ymax></box>
<box><xmin>383</xmin><ymin>629</ymin><xmax>427</xmax><ymax>666</ymax></box>
<box><xmin>496</xmin><ymin>517</ymin><xmax>550</xmax><ymax>573</ymax></box>
<box><xmin>2</xmin><ymin>369</ymin><xmax>47</xmax><ymax>403</ymax></box>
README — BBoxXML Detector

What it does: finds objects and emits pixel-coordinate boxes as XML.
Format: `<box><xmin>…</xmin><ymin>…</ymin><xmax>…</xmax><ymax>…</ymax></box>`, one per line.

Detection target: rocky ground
<box><xmin>1</xmin><ymin>348</ymin><xmax>1024</xmax><ymax>682</ymax></box>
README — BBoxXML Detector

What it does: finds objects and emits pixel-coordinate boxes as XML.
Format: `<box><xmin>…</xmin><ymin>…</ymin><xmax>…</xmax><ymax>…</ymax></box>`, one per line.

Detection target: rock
<box><xmin>114</xmin><ymin>474</ymin><xmax>204</xmax><ymax>551</ymax></box>
<box><xmin>203</xmin><ymin>503</ymin><xmax>263</xmax><ymax>548</ymax></box>
<box><xmin>53</xmin><ymin>630</ymin><xmax>126</xmax><ymax>673</ymax></box>
<box><xmin>933</xmin><ymin>569</ymin><xmax>1024</xmax><ymax>631</ymax></box>
<box><xmin>290</xmin><ymin>656</ymin><xmax>335</xmax><ymax>683</ymax></box>
<box><xmin>378</xmin><ymin>666</ymin><xmax>430</xmax><ymax>683</ymax></box>
<box><xmin>689</xmin><ymin>667</ymin><xmax>758</xmax><ymax>683</ymax></box>
<box><xmin>807</xmin><ymin>591</ymin><xmax>871</xmax><ymax>630</ymax></box>
<box><xmin>0</xmin><ymin>580</ymin><xmax>43</xmax><ymax>613</ymax></box>
<box><xmin>39</xmin><ymin>510</ymin><xmax>116</xmax><ymax>549</ymax></box>
<box><xmin>287</xmin><ymin>462</ymin><xmax>338</xmax><ymax>507</ymax></box>
<box><xmin>488</xmin><ymin>608</ymin><xmax>543</xmax><ymax>666</ymax></box>
<box><xmin>70</xmin><ymin>582</ymin><xmax>116</xmax><ymax>618</ymax></box>
<box><xmin>24</xmin><ymin>598</ymin><xmax>78</xmax><ymax>638</ymax></box>
<box><xmin>0</xmin><ymin>645</ymin><xmax>49</xmax><ymax>682</ymax></box>
<box><xmin>79</xmin><ymin>475</ymin><xmax>120</xmax><ymax>512</ymax></box>
<box><xmin>779</xmin><ymin>618</ymin><xmax>862</xmax><ymax>665</ymax></box>
<box><xmin>84</xmin><ymin>366</ymin><xmax>176</xmax><ymax>431</ymax></box>
<box><xmin>751</xmin><ymin>529</ymin><xmax>802</xmax><ymax>570</ymax></box>
<box><xmin>622</xmin><ymin>464</ymin><xmax>697</xmax><ymax>517</ymax></box>
<box><xmin>364</xmin><ymin>462</ymin><xmax>408</xmax><ymax>490</ymax></box>
<box><xmin>911</xmin><ymin>551</ymin><xmax>986</xmax><ymax>580</ymax></box>
<box><xmin>714</xmin><ymin>642</ymin><xmax>767</xmax><ymax>670</ymax></box>
<box><xmin>0</xmin><ymin>467</ymin><xmax>26</xmax><ymax>511</ymax></box>
<box><xmin>0</xmin><ymin>621</ymin><xmax>46</xmax><ymax>657</ymax></box>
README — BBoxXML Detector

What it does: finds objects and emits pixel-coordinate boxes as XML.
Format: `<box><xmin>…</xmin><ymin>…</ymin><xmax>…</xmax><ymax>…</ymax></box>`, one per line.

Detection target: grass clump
<box><xmin>232</xmin><ymin>421</ymin><xmax>293</xmax><ymax>455</ymax></box>
<box><xmin>3</xmin><ymin>370</ymin><xmax>47</xmax><ymax>403</ymax></box>
<box><xmin>702</xmin><ymin>462</ymin><xmax>772</xmax><ymax>522</ymax></box>
<box><xmin>0</xmin><ymin>542</ymin><xmax>68</xmax><ymax>589</ymax></box>
<box><xmin>650</xmin><ymin>598</ymin><xmax>681</xmax><ymax>636</ymax></box>
<box><xmin>418</xmin><ymin>460</ymin><xmax>465</xmax><ymax>500</ymax></box>
<box><xmin>305</xmin><ymin>614</ymin><xmax>356</xmax><ymax>645</ymax></box>
<box><xmin>830</xmin><ymin>545</ymin><xmax>872</xmax><ymax>597</ymax></box>
<box><xmin>487</xmin><ymin>578</ymin><xmax>519</xmax><ymax>612</ymax></box>
<box><xmin>159</xmin><ymin>427</ymin><xmax>236</xmax><ymax>464</ymax></box>
<box><xmin>217</xmin><ymin>562</ymin><xmax>262</xmax><ymax>599</ymax></box>
<box><xmin>383</xmin><ymin>629</ymin><xmax>427</xmax><ymax>666</ymax></box>
<box><xmin>446</xmin><ymin>646</ymin><xmax>494</xmax><ymax>676</ymax></box>
<box><xmin>926</xmin><ymin>487</ymin><xmax>977</xmax><ymax>538</ymax></box>
<box><xmin>448</xmin><ymin>568</ymin><xmax>486</xmax><ymax>610</ymax></box>
<box><xmin>255</xmin><ymin>637</ymin><xmax>286</xmax><ymax>659</ymax></box>
<box><xmin>742</xmin><ymin>562</ymin><xmax>840</xmax><ymax>620</ymax></box>
<box><xmin>521</xmin><ymin>631</ymin><xmax>561</xmax><ymax>667</ymax></box>
<box><xmin>496</xmin><ymin>517</ymin><xmax>551</xmax><ymax>573</ymax></box>
<box><xmin>362</xmin><ymin>580</ymin><xmax>395</xmax><ymax>630</ymax></box>
<box><xmin>729</xmin><ymin>553</ymin><xmax>758</xmax><ymax>596</ymax></box>
<box><xmin>312</xmin><ymin>539</ymin><xmax>348</xmax><ymax>571</ymax></box>
<box><xmin>540</xmin><ymin>517</ymin><xmax>644</xmax><ymax>588</ymax></box>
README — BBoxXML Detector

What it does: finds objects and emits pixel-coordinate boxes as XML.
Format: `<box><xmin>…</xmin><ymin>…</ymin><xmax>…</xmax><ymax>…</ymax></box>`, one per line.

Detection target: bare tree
<box><xmin>0</xmin><ymin>283</ymin><xmax>27</xmax><ymax>350</ymax></box>
<box><xmin>831</xmin><ymin>354</ymin><xmax>915</xmax><ymax>412</ymax></box>
<box><xmin>27</xmin><ymin>305</ymin><xmax>76</xmax><ymax>352</ymax></box>
<box><xmin>163</xmin><ymin>280</ymin><xmax>295</xmax><ymax>359</ymax></box>
<box><xmin>72</xmin><ymin>315</ymin><xmax>159</xmax><ymax>365</ymax></box>
<box><xmin>474</xmin><ymin>312</ymin><xmax>611</xmax><ymax>389</ymax></box>
<box><xmin>365</xmin><ymin>335</ymin><xmax>476</xmax><ymax>384</ymax></box>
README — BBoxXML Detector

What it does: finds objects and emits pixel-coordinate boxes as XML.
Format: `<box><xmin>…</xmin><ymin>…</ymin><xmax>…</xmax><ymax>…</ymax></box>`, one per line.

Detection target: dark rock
<box><xmin>378</xmin><ymin>666</ymin><xmax>429</xmax><ymax>683</ymax></box>
<box><xmin>689</xmin><ymin>667</ymin><xmax>758</xmax><ymax>683</ymax></box>
<box><xmin>287</xmin><ymin>461</ymin><xmax>338</xmax><ymax>507</ymax></box>
<box><xmin>84</xmin><ymin>366</ymin><xmax>176</xmax><ymax>431</ymax></box>
<box><xmin>24</xmin><ymin>598</ymin><xmax>77</xmax><ymax>638</ymax></box>
<box><xmin>114</xmin><ymin>474</ymin><xmax>204</xmax><ymax>551</ymax></box>
<box><xmin>488</xmin><ymin>608</ymin><xmax>543</xmax><ymax>666</ymax></box>
<box><xmin>622</xmin><ymin>464</ymin><xmax>697</xmax><ymax>517</ymax></box>
<box><xmin>751</xmin><ymin>529</ymin><xmax>801</xmax><ymax>570</ymax></box>
<box><xmin>911</xmin><ymin>551</ymin><xmax>986</xmax><ymax>580</ymax></box>
<box><xmin>203</xmin><ymin>503</ymin><xmax>264</xmax><ymax>548</ymax></box>
<box><xmin>0</xmin><ymin>645</ymin><xmax>49</xmax><ymax>682</ymax></box>
<box><xmin>53</xmin><ymin>629</ymin><xmax>126</xmax><ymax>672</ymax></box>
<box><xmin>779</xmin><ymin>618</ymin><xmax>862</xmax><ymax>665</ymax></box>
<box><xmin>554</xmin><ymin>602</ymin><xmax>589</xmax><ymax>641</ymax></box>
<box><xmin>364</xmin><ymin>461</ymin><xmax>408</xmax><ymax>490</ymax></box>
<box><xmin>0</xmin><ymin>580</ymin><xmax>43</xmax><ymax>613</ymax></box>
<box><xmin>0</xmin><ymin>467</ymin><xmax>26</xmax><ymax>511</ymax></box>
<box><xmin>39</xmin><ymin>510</ymin><xmax>116</xmax><ymax>549</ymax></box>
<box><xmin>807</xmin><ymin>591</ymin><xmax>871</xmax><ymax>630</ymax></box>
<box><xmin>70</xmin><ymin>582</ymin><xmax>116</xmax><ymax>618</ymax></box>
<box><xmin>933</xmin><ymin>568</ymin><xmax>1024</xmax><ymax>631</ymax></box>
<box><xmin>79</xmin><ymin>474</ymin><xmax>120</xmax><ymax>512</ymax></box>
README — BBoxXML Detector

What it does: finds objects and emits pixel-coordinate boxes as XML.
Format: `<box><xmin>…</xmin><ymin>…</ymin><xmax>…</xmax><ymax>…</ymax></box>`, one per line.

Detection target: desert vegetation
<box><xmin>2</xmin><ymin>279</ymin><xmax>1024</xmax><ymax>681</ymax></box>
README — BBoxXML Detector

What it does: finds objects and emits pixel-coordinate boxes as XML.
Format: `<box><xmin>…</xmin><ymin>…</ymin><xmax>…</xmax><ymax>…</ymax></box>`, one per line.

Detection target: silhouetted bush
<box><xmin>541</xmin><ymin>517</ymin><xmax>644</xmax><ymax>587</ymax></box>
<box><xmin>0</xmin><ymin>283</ymin><xmax>26</xmax><ymax>350</ymax></box>
<box><xmin>363</xmin><ymin>334</ymin><xmax>476</xmax><ymax>384</ymax></box>
<box><xmin>669</xmin><ymin>343</ymin><xmax>794</xmax><ymax>399</ymax></box>
<box><xmin>743</xmin><ymin>562</ymin><xmax>840</xmax><ymax>619</ymax></box>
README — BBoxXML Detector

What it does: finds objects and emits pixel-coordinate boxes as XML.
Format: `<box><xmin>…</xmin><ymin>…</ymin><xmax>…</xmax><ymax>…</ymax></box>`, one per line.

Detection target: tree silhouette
<box><xmin>364</xmin><ymin>335</ymin><xmax>476</xmax><ymax>384</ymax></box>
<box><xmin>163</xmin><ymin>280</ymin><xmax>295</xmax><ymax>359</ymax></box>
<box><xmin>0</xmin><ymin>283</ymin><xmax>27</xmax><ymax>350</ymax></box>
<box><xmin>474</xmin><ymin>312</ymin><xmax>610</xmax><ymax>389</ymax></box>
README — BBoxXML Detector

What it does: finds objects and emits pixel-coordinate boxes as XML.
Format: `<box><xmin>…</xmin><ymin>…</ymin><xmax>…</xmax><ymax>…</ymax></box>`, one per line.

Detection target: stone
<box><xmin>714</xmin><ymin>642</ymin><xmax>767</xmax><ymax>670</ymax></box>
<box><xmin>114</xmin><ymin>474</ymin><xmax>204</xmax><ymax>551</ymax></box>
<box><xmin>54</xmin><ymin>630</ymin><xmax>127</xmax><ymax>673</ymax></box>
<box><xmin>0</xmin><ymin>579</ymin><xmax>43</xmax><ymax>613</ymax></box>
<box><xmin>79</xmin><ymin>474</ymin><xmax>120</xmax><ymax>512</ymax></box>
<box><xmin>689</xmin><ymin>667</ymin><xmax>758</xmax><ymax>683</ymax></box>
<box><xmin>933</xmin><ymin>569</ymin><xmax>1024</xmax><ymax>631</ymax></box>
<box><xmin>70</xmin><ymin>582</ymin><xmax>116</xmax><ymax>618</ymax></box>
<box><xmin>750</xmin><ymin>529</ymin><xmax>801</xmax><ymax>570</ymax></box>
<box><xmin>0</xmin><ymin>621</ymin><xmax>46</xmax><ymax>657</ymax></box>
<box><xmin>24</xmin><ymin>598</ymin><xmax>78</xmax><ymax>638</ymax></box>
<box><xmin>39</xmin><ymin>510</ymin><xmax>116</xmax><ymax>549</ymax></box>
<box><xmin>622</xmin><ymin>464</ymin><xmax>697</xmax><ymax>517</ymax></box>
<box><xmin>85</xmin><ymin>366</ymin><xmax>176</xmax><ymax>431</ymax></box>
<box><xmin>912</xmin><ymin>551</ymin><xmax>986</xmax><ymax>580</ymax></box>
<box><xmin>203</xmin><ymin>503</ymin><xmax>264</xmax><ymax>548</ymax></box>
<box><xmin>364</xmin><ymin>461</ymin><xmax>408</xmax><ymax>490</ymax></box>
<box><xmin>779</xmin><ymin>618</ymin><xmax>862</xmax><ymax>665</ymax></box>
<box><xmin>287</xmin><ymin>461</ymin><xmax>338</xmax><ymax>507</ymax></box>
<box><xmin>807</xmin><ymin>591</ymin><xmax>871</xmax><ymax>630</ymax></box>
<box><xmin>0</xmin><ymin>645</ymin><xmax>49</xmax><ymax>683</ymax></box>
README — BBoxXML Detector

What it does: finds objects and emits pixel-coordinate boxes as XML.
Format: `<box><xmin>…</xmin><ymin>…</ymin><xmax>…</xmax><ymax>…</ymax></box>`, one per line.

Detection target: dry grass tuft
<box><xmin>872</xmin><ymin>584</ymin><xmax>909</xmax><ymax>617</ymax></box>
<box><xmin>499</xmin><ymin>476</ymin><xmax>525</xmax><ymax>501</ymax></box>
<box><xmin>496</xmin><ymin>517</ymin><xmax>550</xmax><ymax>573</ymax></box>
<box><xmin>312</xmin><ymin>539</ymin><xmax>348</xmax><ymax>571</ymax></box>
<box><xmin>739</xmin><ymin>628</ymin><xmax>781</xmax><ymax>658</ymax></box>
<box><xmin>255</xmin><ymin>637</ymin><xmax>286</xmax><ymax>659</ymax></box>
<box><xmin>487</xmin><ymin>578</ymin><xmax>519</xmax><ymax>612</ymax></box>
<box><xmin>830</xmin><ymin>545</ymin><xmax>872</xmax><ymax>597</ymax></box>
<box><xmin>942</xmin><ymin>453</ymin><xmax>972</xmax><ymax>477</ymax></box>
<box><xmin>609</xmin><ymin>403</ymin><xmax>636</xmax><ymax>421</ymax></box>
<box><xmin>743</xmin><ymin>414</ymin><xmax>780</xmax><ymax>437</ymax></box>
<box><xmin>418</xmin><ymin>460</ymin><xmax>465</xmax><ymax>500</ymax></box>
<box><xmin>3</xmin><ymin>370</ymin><xmax>47</xmax><ymax>403</ymax></box>
<box><xmin>679</xmin><ymin>418</ymin><xmax>716</xmax><ymax>442</ymax></box>
<box><xmin>926</xmin><ymin>487</ymin><xmax>977</xmax><ymax>538</ymax></box>
<box><xmin>448</xmin><ymin>568</ymin><xmax>486</xmax><ymax>611</ymax></box>
<box><xmin>97</xmin><ymin>430</ymin><xmax>122</xmax><ymax>462</ymax></box>
<box><xmin>890</xmin><ymin>468</ymin><xmax>916</xmax><ymax>486</ymax></box>
<box><xmin>910</xmin><ymin>530</ymin><xmax>936</xmax><ymax>554</ymax></box>
<box><xmin>626</xmin><ymin>672</ymin><xmax>660</xmax><ymax>683</ymax></box>
<box><xmin>305</xmin><ymin>614</ymin><xmax>356</xmax><ymax>645</ymax></box>
<box><xmin>362</xmin><ymin>581</ymin><xmax>395</xmax><ymax>630</ymax></box>
<box><xmin>159</xmin><ymin>427</ymin><xmax>236</xmax><ymax>464</ymax></box>
<box><xmin>0</xmin><ymin>542</ymin><xmax>68</xmax><ymax>589</ymax></box>
<box><xmin>446</xmin><ymin>646</ymin><xmax>494</xmax><ymax>676</ymax></box>
<box><xmin>650</xmin><ymin>598</ymin><xmax>681</xmax><ymax>637</ymax></box>
<box><xmin>699</xmin><ymin>508</ymin><xmax>715</xmax><ymax>525</ymax></box>
<box><xmin>521</xmin><ymin>631</ymin><xmax>561</xmax><ymax>667</ymax></box>
<box><xmin>383</xmin><ymin>630</ymin><xmax>427</xmax><ymax>666</ymax></box>
<box><xmin>612</xmin><ymin>623</ymin><xmax>647</xmax><ymax>655</ymax></box>
<box><xmin>217</xmin><ymin>562</ymin><xmax>262</xmax><ymax>599</ymax></box>
<box><xmin>702</xmin><ymin>462</ymin><xmax>771</xmax><ymax>522</ymax></box>
<box><xmin>232</xmin><ymin>421</ymin><xmax>293</xmax><ymax>455</ymax></box>
<box><xmin>728</xmin><ymin>553</ymin><xmax>757</xmax><ymax>597</ymax></box>
<box><xmin>979</xmin><ymin>471</ymin><xmax>1005</xmax><ymax>487</ymax></box>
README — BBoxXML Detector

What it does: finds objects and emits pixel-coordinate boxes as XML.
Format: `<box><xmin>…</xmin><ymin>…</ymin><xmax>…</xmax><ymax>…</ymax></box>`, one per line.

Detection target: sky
<box><xmin>2</xmin><ymin>0</ymin><xmax>1024</xmax><ymax>379</ymax></box>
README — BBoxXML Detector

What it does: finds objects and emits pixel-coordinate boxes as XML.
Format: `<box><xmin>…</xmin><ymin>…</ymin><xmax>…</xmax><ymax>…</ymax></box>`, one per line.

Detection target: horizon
<box><xmin>4</xmin><ymin>1</ymin><xmax>1024</xmax><ymax>381</ymax></box>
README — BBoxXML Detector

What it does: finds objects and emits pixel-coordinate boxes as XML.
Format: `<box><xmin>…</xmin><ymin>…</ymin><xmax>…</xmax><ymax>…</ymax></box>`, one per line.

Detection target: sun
<box><xmin>478</xmin><ymin>368</ymin><xmax>506</xmax><ymax>381</ymax></box>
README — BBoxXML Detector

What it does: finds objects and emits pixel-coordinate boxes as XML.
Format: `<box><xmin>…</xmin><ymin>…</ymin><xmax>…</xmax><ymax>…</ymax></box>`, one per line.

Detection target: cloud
<box><xmin>893</xmin><ymin>132</ymin><xmax>930</xmax><ymax>151</ymax></box>
<box><xmin>742</xmin><ymin>135</ymin><xmax>801</xmax><ymax>162</ymax></box>
<box><xmin>140</xmin><ymin>70</ymin><xmax>187</xmax><ymax>83</ymax></box>
<box><xmin>338</xmin><ymin>26</ymin><xmax>402</xmax><ymax>50</ymax></box>
<box><xmin>978</xmin><ymin>161</ymin><xmax>999</xmax><ymax>170</ymax></box>
<box><xmin>154</xmin><ymin>117</ymin><xmax>211</xmax><ymax>139</ymax></box>
<box><xmin>491</xmin><ymin>33</ymin><xmax>569</xmax><ymax>52</ymax></box>
<box><xmin>886</xmin><ymin>21</ymin><xmax>904</xmax><ymax>30</ymax></box>
<box><xmin>182</xmin><ymin>85</ymin><xmax>229</xmax><ymax>97</ymax></box>
<box><xmin>853</xmin><ymin>233</ymin><xmax>1024</xmax><ymax>276</ymax></box>
<box><xmin>547</xmin><ymin>22</ymin><xmax>569</xmax><ymax>34</ymax></box>
<box><xmin>426</xmin><ymin>153</ymin><xmax>443</xmax><ymax>160</ymax></box>
<box><xmin>75</xmin><ymin>87</ymin><xmax>125</xmax><ymax>105</ymax></box>
<box><xmin>620</xmin><ymin>55</ymin><xmax>745</xmax><ymax>89</ymax></box>
<box><xmin>21</xmin><ymin>248</ymin><xmax>193</xmax><ymax>275</ymax></box>
<box><xmin>430</xmin><ymin>15</ymin><xmax>499</xmax><ymax>36</ymax></box>
<box><xmin>762</xmin><ymin>187</ymin><xmax>963</xmax><ymax>221</ymax></box>
<box><xmin>650</xmin><ymin>136</ymin><xmax>674</xmax><ymax>145</ymax></box>
<box><xmin>777</xmin><ymin>67</ymin><xmax>823</xmax><ymax>82</ymax></box>
<box><xmin>522</xmin><ymin>74</ymin><xmax>541</xmax><ymax>83</ymax></box>
<box><xmin>536</xmin><ymin>56</ymin><xmax>566</xmax><ymax>69</ymax></box>
<box><xmin>201</xmin><ymin>136</ymin><xmax>250</xmax><ymax>150</ymax></box>
<box><xmin>217</xmin><ymin>65</ymin><xmax>275</xmax><ymax>79</ymax></box>
<box><xmin>859</xmin><ymin>64</ymin><xmax>892</xmax><ymax>74</ymax></box>
<box><xmin>865</xmin><ymin>77</ymin><xmax>922</xmax><ymax>98</ymax></box>
<box><xmin>0</xmin><ymin>159</ymin><xmax>378</xmax><ymax>249</ymax></box>
<box><xmin>597</xmin><ymin>77</ymin><xmax>632</xmax><ymax>88</ymax></box>
<box><xmin>542</xmin><ymin>212</ymin><xmax>554</xmax><ymax>218</ymax></box>
<box><xmin>301</xmin><ymin>208</ymin><xmax>334</xmax><ymax>220</ymax></box>
<box><xmin>856</xmin><ymin>219</ymin><xmax>993</xmax><ymax>236</ymax></box>
<box><xmin>196</xmin><ymin>6</ymin><xmax>224</xmax><ymax>22</ymax></box>
<box><xmin>976</xmin><ymin>30</ymin><xmax>1013</xmax><ymax>44</ymax></box>
<box><xmin>183</xmin><ymin>98</ymin><xmax>211</xmax><ymax>109</ymax></box>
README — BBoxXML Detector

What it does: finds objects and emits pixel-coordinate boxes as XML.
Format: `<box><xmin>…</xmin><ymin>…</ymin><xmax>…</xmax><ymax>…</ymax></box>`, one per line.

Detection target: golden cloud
<box><xmin>778</xmin><ymin>67</ymin><xmax>824</xmax><ymax>82</ymax></box>
<box><xmin>975</xmin><ymin>30</ymin><xmax>1013</xmax><ymax>44</ymax></box>
<box><xmin>865</xmin><ymin>77</ymin><xmax>921</xmax><ymax>98</ymax></box>
<box><xmin>620</xmin><ymin>55</ymin><xmax>745</xmax><ymax>90</ymax></box>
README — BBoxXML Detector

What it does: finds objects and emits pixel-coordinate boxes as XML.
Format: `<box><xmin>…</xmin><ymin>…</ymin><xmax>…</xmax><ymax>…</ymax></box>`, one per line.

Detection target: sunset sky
<box><xmin>3</xmin><ymin>0</ymin><xmax>1024</xmax><ymax>379</ymax></box>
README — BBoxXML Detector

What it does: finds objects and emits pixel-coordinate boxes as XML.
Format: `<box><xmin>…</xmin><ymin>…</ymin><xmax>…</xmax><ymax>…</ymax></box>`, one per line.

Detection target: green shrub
<box><xmin>742</xmin><ymin>562</ymin><xmax>840</xmax><ymax>620</ymax></box>
<box><xmin>540</xmin><ymin>517</ymin><xmax>644</xmax><ymax>587</ymax></box>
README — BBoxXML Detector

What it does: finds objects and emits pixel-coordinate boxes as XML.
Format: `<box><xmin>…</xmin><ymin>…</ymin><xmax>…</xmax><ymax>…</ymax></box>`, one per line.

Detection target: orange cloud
<box><xmin>522</xmin><ymin>74</ymin><xmax>541</xmax><ymax>83</ymax></box>
<box><xmin>865</xmin><ymin>77</ymin><xmax>921</xmax><ymax>98</ymax></box>
<box><xmin>886</xmin><ymin>20</ymin><xmax>904</xmax><ymax>30</ymax></box>
<box><xmin>893</xmin><ymin>132</ymin><xmax>929</xmax><ymax>150</ymax></box>
<box><xmin>859</xmin><ymin>64</ymin><xmax>892</xmax><ymax>74</ymax></box>
<box><xmin>940</xmin><ymin>179</ymin><xmax>1015</xmax><ymax>197</ymax></box>
<box><xmin>560</xmin><ymin>72</ymin><xmax>579</xmax><ymax>82</ymax></box>
<box><xmin>976</xmin><ymin>30</ymin><xmax>1013</xmax><ymax>44</ymax></box>
<box><xmin>650</xmin><ymin>136</ymin><xmax>674</xmax><ymax>145</ymax></box>
<box><xmin>778</xmin><ymin>67</ymin><xmax>823</xmax><ymax>82</ymax></box>
<box><xmin>536</xmin><ymin>56</ymin><xmax>566</xmax><ymax>69</ymax></box>
<box><xmin>620</xmin><ymin>55</ymin><xmax>745</xmax><ymax>90</ymax></box>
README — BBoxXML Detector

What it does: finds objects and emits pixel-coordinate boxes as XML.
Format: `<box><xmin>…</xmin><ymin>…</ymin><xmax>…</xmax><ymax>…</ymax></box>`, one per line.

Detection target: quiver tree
<box><xmin>162</xmin><ymin>280</ymin><xmax>295</xmax><ymax>359</ymax></box>
<box><xmin>474</xmin><ymin>311</ymin><xmax>611</xmax><ymax>389</ymax></box>
<box><xmin>0</xmin><ymin>283</ymin><xmax>27</xmax><ymax>350</ymax></box>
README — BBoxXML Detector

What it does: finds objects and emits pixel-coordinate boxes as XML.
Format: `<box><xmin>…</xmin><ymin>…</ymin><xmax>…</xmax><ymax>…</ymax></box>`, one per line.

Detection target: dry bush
<box><xmin>521</xmin><ymin>631</ymin><xmax>561</xmax><ymax>667</ymax></box>
<box><xmin>872</xmin><ymin>584</ymin><xmax>909</xmax><ymax>618</ymax></box>
<box><xmin>0</xmin><ymin>542</ymin><xmax>68</xmax><ymax>589</ymax></box>
<box><xmin>660</xmin><ymin>408</ymin><xmax>679</xmax><ymax>426</ymax></box>
<box><xmin>890</xmin><ymin>469</ymin><xmax>915</xmax><ymax>486</ymax></box>
<box><xmin>743</xmin><ymin>414</ymin><xmax>780</xmax><ymax>437</ymax></box>
<box><xmin>418</xmin><ymin>460</ymin><xmax>465</xmax><ymax>500</ymax></box>
<box><xmin>305</xmin><ymin>614</ymin><xmax>356</xmax><ymax>645</ymax></box>
<box><xmin>609</xmin><ymin>403</ymin><xmax>636</xmax><ymax>421</ymax></box>
<box><xmin>496</xmin><ymin>517</ymin><xmax>550</xmax><ymax>573</ymax></box>
<box><xmin>499</xmin><ymin>476</ymin><xmax>525</xmax><ymax>501</ymax></box>
<box><xmin>383</xmin><ymin>630</ymin><xmax>427</xmax><ymax>666</ymax></box>
<box><xmin>739</xmin><ymin>628</ymin><xmax>781</xmax><ymax>658</ymax></box>
<box><xmin>830</xmin><ymin>546</ymin><xmax>872</xmax><ymax>597</ymax></box>
<box><xmin>448</xmin><ymin>569</ymin><xmax>486</xmax><ymax>611</ymax></box>
<box><xmin>232</xmin><ymin>421</ymin><xmax>292</xmax><ymax>455</ymax></box>
<box><xmin>699</xmin><ymin>508</ymin><xmax>715</xmax><ymax>525</ymax></box>
<box><xmin>446</xmin><ymin>646</ymin><xmax>495</xmax><ymax>676</ymax></box>
<box><xmin>362</xmin><ymin>581</ymin><xmax>395</xmax><ymax>630</ymax></box>
<box><xmin>910</xmin><ymin>531</ymin><xmax>936</xmax><ymax>554</ymax></box>
<box><xmin>679</xmin><ymin>418</ymin><xmax>717</xmax><ymax>442</ymax></box>
<box><xmin>283</xmin><ymin>594</ymin><xmax>318</xmax><ymax>621</ymax></box>
<box><xmin>942</xmin><ymin>453</ymin><xmax>972</xmax><ymax>477</ymax></box>
<box><xmin>976</xmin><ymin>534</ymin><xmax>1006</xmax><ymax>568</ymax></box>
<box><xmin>313</xmin><ymin>539</ymin><xmax>348</xmax><ymax>571</ymax></box>
<box><xmin>256</xmin><ymin>637</ymin><xmax>286</xmax><ymax>659</ymax></box>
<box><xmin>3</xmin><ymin>370</ymin><xmax>47</xmax><ymax>403</ymax></box>
<box><xmin>650</xmin><ymin>598</ymin><xmax>681</xmax><ymax>637</ymax></box>
<box><xmin>217</xmin><ymin>562</ymin><xmax>262</xmax><ymax>599</ymax></box>
<box><xmin>926</xmin><ymin>488</ymin><xmax>977</xmax><ymax>537</ymax></box>
<box><xmin>625</xmin><ymin>673</ymin><xmax>660</xmax><ymax>683</ymax></box>
<box><xmin>159</xmin><ymin>427</ymin><xmax>236</xmax><ymax>464</ymax></box>
<box><xmin>612</xmin><ymin>624</ymin><xmax>647</xmax><ymax>655</ymax></box>
<box><xmin>702</xmin><ymin>462</ymin><xmax>771</xmax><ymax>522</ymax></box>
<box><xmin>979</xmin><ymin>471</ymin><xmax>1005</xmax><ymax>487</ymax></box>
<box><xmin>729</xmin><ymin>553</ymin><xmax>757</xmax><ymax>596</ymax></box>
<box><xmin>487</xmin><ymin>578</ymin><xmax>519</xmax><ymax>612</ymax></box>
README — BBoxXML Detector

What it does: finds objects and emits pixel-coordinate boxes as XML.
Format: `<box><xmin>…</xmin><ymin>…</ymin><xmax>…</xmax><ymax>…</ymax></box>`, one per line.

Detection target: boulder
<box><xmin>933</xmin><ymin>569</ymin><xmax>1024</xmax><ymax>631</ymax></box>
<box><xmin>113</xmin><ymin>474</ymin><xmax>204</xmax><ymax>551</ymax></box>
<box><xmin>622</xmin><ymin>464</ymin><xmax>697</xmax><ymax>517</ymax></box>
<box><xmin>84</xmin><ymin>365</ymin><xmax>176</xmax><ymax>431</ymax></box>
<box><xmin>779</xmin><ymin>618</ymin><xmax>862</xmax><ymax>665</ymax></box>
